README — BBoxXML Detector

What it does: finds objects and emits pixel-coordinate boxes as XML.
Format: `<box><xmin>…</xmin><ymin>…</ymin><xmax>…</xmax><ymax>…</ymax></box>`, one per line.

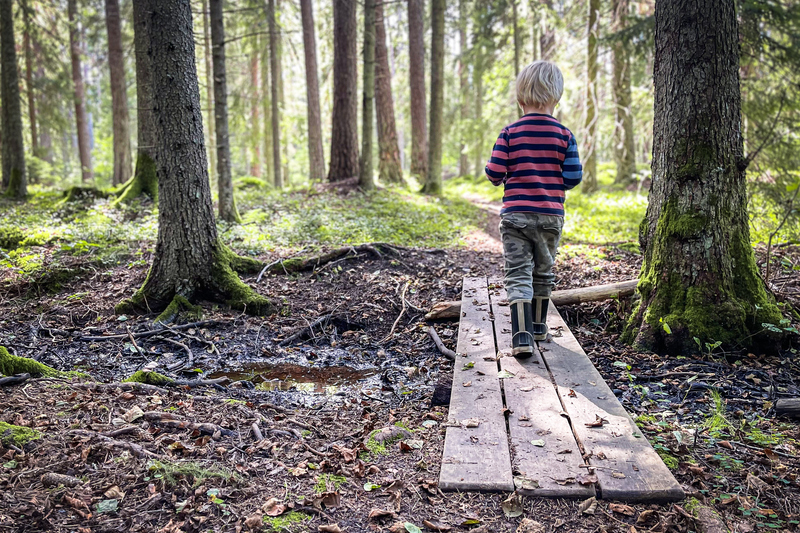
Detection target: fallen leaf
<box><xmin>520</xmin><ymin>386</ymin><xmax>534</xmax><ymax>392</ymax></box>
<box><xmin>610</xmin><ymin>503</ymin><xmax>635</xmax><ymax>516</ymax></box>
<box><xmin>103</xmin><ymin>486</ymin><xmax>125</xmax><ymax>500</ymax></box>
<box><xmin>368</xmin><ymin>508</ymin><xmax>397</xmax><ymax>520</ymax></box>
<box><xmin>244</xmin><ymin>513</ymin><xmax>263</xmax><ymax>530</ymax></box>
<box><xmin>262</xmin><ymin>498</ymin><xmax>287</xmax><ymax>517</ymax></box>
<box><xmin>403</xmin><ymin>523</ymin><xmax>422</xmax><ymax>533</ymax></box>
<box><xmin>462</xmin><ymin>418</ymin><xmax>480</xmax><ymax>428</ymax></box>
<box><xmin>332</xmin><ymin>444</ymin><xmax>357</xmax><ymax>463</ymax></box>
<box><xmin>462</xmin><ymin>381</ymin><xmax>472</xmax><ymax>387</ymax></box>
<box><xmin>578</xmin><ymin>496</ymin><xmax>597</xmax><ymax>515</ymax></box>
<box><xmin>513</xmin><ymin>475</ymin><xmax>539</xmax><ymax>491</ymax></box>
<box><xmin>746</xmin><ymin>473</ymin><xmax>769</xmax><ymax>491</ymax></box>
<box><xmin>636</xmin><ymin>510</ymin><xmax>657</xmax><ymax>524</ymax></box>
<box><xmin>530</xmin><ymin>439</ymin><xmax>545</xmax><ymax>447</ymax></box>
<box><xmin>363</xmin><ymin>482</ymin><xmax>381</xmax><ymax>492</ymax></box>
<box><xmin>317</xmin><ymin>525</ymin><xmax>342</xmax><ymax>533</ymax></box>
<box><xmin>584</xmin><ymin>414</ymin><xmax>608</xmax><ymax>428</ymax></box>
<box><xmin>498</xmin><ymin>370</ymin><xmax>515</xmax><ymax>379</ymax></box>
<box><xmin>516</xmin><ymin>518</ymin><xmax>545</xmax><ymax>533</ymax></box>
<box><xmin>611</xmin><ymin>471</ymin><xmax>626</xmax><ymax>479</ymax></box>
<box><xmin>422</xmin><ymin>519</ymin><xmax>452</xmax><ymax>531</ymax></box>
<box><xmin>501</xmin><ymin>492</ymin><xmax>523</xmax><ymax>518</ymax></box>
<box><xmin>718</xmin><ymin>440</ymin><xmax>733</xmax><ymax>450</ymax></box>
<box><xmin>568</xmin><ymin>389</ymin><xmax>577</xmax><ymax>398</ymax></box>
<box><xmin>576</xmin><ymin>473</ymin><xmax>597</xmax><ymax>485</ymax></box>
<box><xmin>94</xmin><ymin>499</ymin><xmax>118</xmax><ymax>514</ymax></box>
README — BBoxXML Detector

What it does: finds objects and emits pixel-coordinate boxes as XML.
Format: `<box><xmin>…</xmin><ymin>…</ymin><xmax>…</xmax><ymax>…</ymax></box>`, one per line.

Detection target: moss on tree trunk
<box><xmin>123</xmin><ymin>370</ymin><xmax>174</xmax><ymax>386</ymax></box>
<box><xmin>113</xmin><ymin>152</ymin><xmax>158</xmax><ymax>206</ymax></box>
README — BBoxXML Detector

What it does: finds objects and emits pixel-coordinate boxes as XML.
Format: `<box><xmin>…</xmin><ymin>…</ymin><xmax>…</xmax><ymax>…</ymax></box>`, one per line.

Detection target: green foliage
<box><xmin>314</xmin><ymin>474</ymin><xmax>347</xmax><ymax>493</ymax></box>
<box><xmin>0</xmin><ymin>421</ymin><xmax>41</xmax><ymax>446</ymax></box>
<box><xmin>0</xmin><ymin>227</ymin><xmax>25</xmax><ymax>249</ymax></box>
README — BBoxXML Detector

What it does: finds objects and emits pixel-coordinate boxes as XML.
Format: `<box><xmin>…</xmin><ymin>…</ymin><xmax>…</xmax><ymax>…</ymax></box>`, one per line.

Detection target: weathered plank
<box><xmin>488</xmin><ymin>281</ymin><xmax>596</xmax><ymax>498</ymax></box>
<box><xmin>539</xmin><ymin>306</ymin><xmax>685</xmax><ymax>502</ymax></box>
<box><xmin>439</xmin><ymin>277</ymin><xmax>514</xmax><ymax>492</ymax></box>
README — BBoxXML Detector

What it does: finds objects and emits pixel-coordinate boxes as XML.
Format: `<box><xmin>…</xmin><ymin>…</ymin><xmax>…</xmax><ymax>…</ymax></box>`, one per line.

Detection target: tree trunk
<box><xmin>407</xmin><ymin>0</ymin><xmax>427</xmax><ymax>180</ymax></box>
<box><xmin>117</xmin><ymin>0</ymin><xmax>272</xmax><ymax>322</ymax></box>
<box><xmin>22</xmin><ymin>0</ymin><xmax>37</xmax><ymax>161</ymax></box>
<box><xmin>260</xmin><ymin>30</ymin><xmax>274</xmax><ymax>185</ymax></box>
<box><xmin>105</xmin><ymin>0</ymin><xmax>132</xmax><ymax>187</ymax></box>
<box><xmin>276</xmin><ymin>0</ymin><xmax>288</xmax><ymax>184</ymax></box>
<box><xmin>67</xmin><ymin>0</ymin><xmax>93</xmax><ymax>183</ymax></box>
<box><xmin>210</xmin><ymin>0</ymin><xmax>240</xmax><ymax>222</ymax></box>
<box><xmin>611</xmin><ymin>0</ymin><xmax>636</xmax><ymax>186</ymax></box>
<box><xmin>249</xmin><ymin>50</ymin><xmax>261</xmax><ymax>178</ymax></box>
<box><xmin>359</xmin><ymin>0</ymin><xmax>376</xmax><ymax>191</ymax></box>
<box><xmin>300</xmin><ymin>0</ymin><xmax>325</xmax><ymax>182</ymax></box>
<box><xmin>458</xmin><ymin>0</ymin><xmax>469</xmax><ymax>177</ymax></box>
<box><xmin>511</xmin><ymin>0</ymin><xmax>520</xmax><ymax>77</ymax></box>
<box><xmin>472</xmin><ymin>40</ymin><xmax>484</xmax><ymax>177</ymax></box>
<box><xmin>622</xmin><ymin>0</ymin><xmax>781</xmax><ymax>354</ymax></box>
<box><xmin>0</xmin><ymin>0</ymin><xmax>26</xmax><ymax>197</ymax></box>
<box><xmin>268</xmin><ymin>0</ymin><xmax>283</xmax><ymax>187</ymax></box>
<box><xmin>115</xmin><ymin>0</ymin><xmax>158</xmax><ymax>206</ymax></box>
<box><xmin>374</xmin><ymin>1</ymin><xmax>403</xmax><ymax>184</ymax></box>
<box><xmin>539</xmin><ymin>0</ymin><xmax>555</xmax><ymax>60</ymax></box>
<box><xmin>422</xmin><ymin>0</ymin><xmax>444</xmax><ymax>195</ymax></box>
<box><xmin>202</xmin><ymin>0</ymin><xmax>216</xmax><ymax>183</ymax></box>
<box><xmin>328</xmin><ymin>0</ymin><xmax>359</xmax><ymax>181</ymax></box>
<box><xmin>581</xmin><ymin>0</ymin><xmax>599</xmax><ymax>194</ymax></box>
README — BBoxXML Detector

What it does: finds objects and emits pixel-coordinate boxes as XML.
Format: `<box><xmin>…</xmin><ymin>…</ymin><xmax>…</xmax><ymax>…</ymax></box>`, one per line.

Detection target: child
<box><xmin>485</xmin><ymin>61</ymin><xmax>583</xmax><ymax>358</ymax></box>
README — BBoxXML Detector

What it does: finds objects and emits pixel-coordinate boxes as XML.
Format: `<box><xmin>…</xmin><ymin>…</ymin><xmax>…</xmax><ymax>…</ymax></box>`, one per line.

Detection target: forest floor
<box><xmin>1</xmin><ymin>180</ymin><xmax>800</xmax><ymax>533</ymax></box>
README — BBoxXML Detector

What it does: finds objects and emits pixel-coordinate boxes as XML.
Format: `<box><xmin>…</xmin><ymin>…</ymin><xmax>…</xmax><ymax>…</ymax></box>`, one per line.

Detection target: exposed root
<box><xmin>123</xmin><ymin>370</ymin><xmax>174</xmax><ymax>386</ymax></box>
<box><xmin>0</xmin><ymin>346</ymin><xmax>60</xmax><ymax>377</ymax></box>
<box><xmin>154</xmin><ymin>295</ymin><xmax>203</xmax><ymax>325</ymax></box>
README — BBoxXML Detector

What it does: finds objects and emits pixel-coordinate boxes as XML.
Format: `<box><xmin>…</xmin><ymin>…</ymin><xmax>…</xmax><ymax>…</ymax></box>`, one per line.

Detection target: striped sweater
<box><xmin>485</xmin><ymin>113</ymin><xmax>583</xmax><ymax>217</ymax></box>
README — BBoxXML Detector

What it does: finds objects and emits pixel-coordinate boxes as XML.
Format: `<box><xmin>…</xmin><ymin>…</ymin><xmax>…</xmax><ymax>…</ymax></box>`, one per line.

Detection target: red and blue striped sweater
<box><xmin>485</xmin><ymin>113</ymin><xmax>583</xmax><ymax>217</ymax></box>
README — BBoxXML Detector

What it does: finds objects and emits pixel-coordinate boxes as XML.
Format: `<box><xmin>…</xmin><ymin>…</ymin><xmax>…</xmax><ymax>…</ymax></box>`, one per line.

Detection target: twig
<box><xmin>79</xmin><ymin>320</ymin><xmax>220</xmax><ymax>342</ymax></box>
<box><xmin>278</xmin><ymin>314</ymin><xmax>333</xmax><ymax>346</ymax></box>
<box><xmin>68</xmin><ymin>429</ymin><xmax>162</xmax><ymax>458</ymax></box>
<box><xmin>126</xmin><ymin>326</ymin><xmax>147</xmax><ymax>359</ymax></box>
<box><xmin>157</xmin><ymin>336</ymin><xmax>194</xmax><ymax>370</ymax></box>
<box><xmin>251</xmin><ymin>423</ymin><xmax>264</xmax><ymax>442</ymax></box>
<box><xmin>164</xmin><ymin>323</ymin><xmax>219</xmax><ymax>356</ymax></box>
<box><xmin>380</xmin><ymin>280</ymin><xmax>410</xmax><ymax>343</ymax></box>
<box><xmin>426</xmin><ymin>326</ymin><xmax>456</xmax><ymax>360</ymax></box>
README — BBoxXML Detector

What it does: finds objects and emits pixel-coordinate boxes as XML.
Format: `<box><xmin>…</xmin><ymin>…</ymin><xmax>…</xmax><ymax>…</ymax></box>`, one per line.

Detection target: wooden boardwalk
<box><xmin>439</xmin><ymin>277</ymin><xmax>684</xmax><ymax>502</ymax></box>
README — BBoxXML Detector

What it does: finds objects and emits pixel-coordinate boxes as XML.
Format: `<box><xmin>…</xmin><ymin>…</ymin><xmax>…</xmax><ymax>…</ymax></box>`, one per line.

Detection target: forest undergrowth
<box><xmin>1</xmin><ymin>180</ymin><xmax>800</xmax><ymax>533</ymax></box>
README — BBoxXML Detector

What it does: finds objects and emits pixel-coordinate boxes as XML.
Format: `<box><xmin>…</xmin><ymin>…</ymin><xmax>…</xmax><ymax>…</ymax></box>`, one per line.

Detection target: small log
<box><xmin>0</xmin><ymin>373</ymin><xmax>30</xmax><ymax>387</ymax></box>
<box><xmin>426</xmin><ymin>279</ymin><xmax>640</xmax><ymax>321</ymax></box>
<box><xmin>427</xmin><ymin>326</ymin><xmax>456</xmax><ymax>360</ymax></box>
<box><xmin>775</xmin><ymin>399</ymin><xmax>800</xmax><ymax>418</ymax></box>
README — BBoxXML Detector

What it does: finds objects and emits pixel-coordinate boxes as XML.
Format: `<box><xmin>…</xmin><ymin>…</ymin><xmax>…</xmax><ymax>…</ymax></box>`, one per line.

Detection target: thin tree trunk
<box><xmin>22</xmin><ymin>0</ymin><xmax>37</xmax><ymax>160</ymax></box>
<box><xmin>105</xmin><ymin>0</ymin><xmax>132</xmax><ymax>187</ymax></box>
<box><xmin>458</xmin><ymin>0</ymin><xmax>469</xmax><ymax>177</ymax></box>
<box><xmin>1</xmin><ymin>0</ymin><xmax>27</xmax><ymax>196</ymax></box>
<box><xmin>300</xmin><ymin>0</ymin><xmax>325</xmax><ymax>182</ymax></box>
<box><xmin>540</xmin><ymin>0</ymin><xmax>555</xmax><ymax>60</ymax></box>
<box><xmin>210</xmin><ymin>0</ymin><xmax>240</xmax><ymax>222</ymax></box>
<box><xmin>407</xmin><ymin>0</ymin><xmax>427</xmax><ymax>180</ymax></box>
<box><xmin>472</xmin><ymin>44</ymin><xmax>484</xmax><ymax>177</ymax></box>
<box><xmin>249</xmin><ymin>50</ymin><xmax>260</xmax><ymax>178</ymax></box>
<box><xmin>67</xmin><ymin>0</ymin><xmax>93</xmax><ymax>182</ymax></box>
<box><xmin>423</xmin><ymin>0</ymin><xmax>444</xmax><ymax>195</ymax></box>
<box><xmin>611</xmin><ymin>0</ymin><xmax>636</xmax><ymax>186</ymax></box>
<box><xmin>276</xmin><ymin>0</ymin><xmax>287</xmax><ymax>183</ymax></box>
<box><xmin>623</xmin><ymin>0</ymin><xmax>781</xmax><ymax>353</ymax></box>
<box><xmin>260</xmin><ymin>30</ymin><xmax>274</xmax><ymax>185</ymax></box>
<box><xmin>328</xmin><ymin>0</ymin><xmax>359</xmax><ymax>181</ymax></box>
<box><xmin>268</xmin><ymin>0</ymin><xmax>283</xmax><ymax>187</ymax></box>
<box><xmin>359</xmin><ymin>0</ymin><xmax>376</xmax><ymax>190</ymax></box>
<box><xmin>581</xmin><ymin>0</ymin><xmax>599</xmax><ymax>194</ymax></box>
<box><xmin>512</xmin><ymin>0</ymin><xmax>520</xmax><ymax>77</ymax></box>
<box><xmin>202</xmin><ymin>0</ymin><xmax>216</xmax><ymax>183</ymax></box>
<box><xmin>118</xmin><ymin>0</ymin><xmax>271</xmax><ymax>321</ymax></box>
<box><xmin>374</xmin><ymin>1</ymin><xmax>403</xmax><ymax>184</ymax></box>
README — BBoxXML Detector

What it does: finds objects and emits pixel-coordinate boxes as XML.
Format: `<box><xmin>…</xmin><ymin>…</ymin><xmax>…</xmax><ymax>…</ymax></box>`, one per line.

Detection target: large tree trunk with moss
<box><xmin>117</xmin><ymin>0</ymin><xmax>272</xmax><ymax>322</ymax></box>
<box><xmin>458</xmin><ymin>0</ymin><xmax>469</xmax><ymax>177</ymax></box>
<box><xmin>105</xmin><ymin>0</ymin><xmax>132</xmax><ymax>187</ymax></box>
<box><xmin>1</xmin><ymin>0</ymin><xmax>27</xmax><ymax>198</ymax></box>
<box><xmin>116</xmin><ymin>0</ymin><xmax>158</xmax><ymax>206</ymax></box>
<box><xmin>407</xmin><ymin>0</ymin><xmax>427</xmax><ymax>181</ymax></box>
<box><xmin>328</xmin><ymin>0</ymin><xmax>359</xmax><ymax>182</ymax></box>
<box><xmin>22</xmin><ymin>0</ymin><xmax>37</xmax><ymax>161</ymax></box>
<box><xmin>623</xmin><ymin>0</ymin><xmax>781</xmax><ymax>354</ymax></box>
<box><xmin>422</xmin><ymin>0</ymin><xmax>444</xmax><ymax>195</ymax></box>
<box><xmin>374</xmin><ymin>1</ymin><xmax>403</xmax><ymax>185</ymax></box>
<box><xmin>67</xmin><ymin>0</ymin><xmax>93</xmax><ymax>183</ymax></box>
<box><xmin>581</xmin><ymin>0</ymin><xmax>599</xmax><ymax>194</ymax></box>
<box><xmin>268</xmin><ymin>0</ymin><xmax>283</xmax><ymax>187</ymax></box>
<box><xmin>359</xmin><ymin>0</ymin><xmax>376</xmax><ymax>191</ymax></box>
<box><xmin>300</xmin><ymin>0</ymin><xmax>325</xmax><ymax>182</ymax></box>
<box><xmin>611</xmin><ymin>0</ymin><xmax>636</xmax><ymax>186</ymax></box>
<box><xmin>202</xmin><ymin>0</ymin><xmax>216</xmax><ymax>183</ymax></box>
<box><xmin>210</xmin><ymin>0</ymin><xmax>240</xmax><ymax>223</ymax></box>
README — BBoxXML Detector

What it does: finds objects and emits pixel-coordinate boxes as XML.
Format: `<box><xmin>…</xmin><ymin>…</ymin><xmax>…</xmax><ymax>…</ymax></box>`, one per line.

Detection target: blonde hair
<box><xmin>515</xmin><ymin>61</ymin><xmax>564</xmax><ymax>108</ymax></box>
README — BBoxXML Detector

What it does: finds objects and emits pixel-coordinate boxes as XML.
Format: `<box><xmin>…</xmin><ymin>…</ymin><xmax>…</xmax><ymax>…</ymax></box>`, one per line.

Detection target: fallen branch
<box><xmin>68</xmin><ymin>429</ymin><xmax>161</xmax><ymax>458</ymax></box>
<box><xmin>79</xmin><ymin>320</ymin><xmax>220</xmax><ymax>342</ymax></box>
<box><xmin>142</xmin><ymin>411</ymin><xmax>236</xmax><ymax>438</ymax></box>
<box><xmin>427</xmin><ymin>327</ymin><xmax>456</xmax><ymax>360</ymax></box>
<box><xmin>265</xmin><ymin>243</ymin><xmax>398</xmax><ymax>275</ymax></box>
<box><xmin>126</xmin><ymin>326</ymin><xmax>147</xmax><ymax>359</ymax></box>
<box><xmin>279</xmin><ymin>314</ymin><xmax>333</xmax><ymax>346</ymax></box>
<box><xmin>0</xmin><ymin>373</ymin><xmax>30</xmax><ymax>387</ymax></box>
<box><xmin>380</xmin><ymin>280</ymin><xmax>411</xmax><ymax>343</ymax></box>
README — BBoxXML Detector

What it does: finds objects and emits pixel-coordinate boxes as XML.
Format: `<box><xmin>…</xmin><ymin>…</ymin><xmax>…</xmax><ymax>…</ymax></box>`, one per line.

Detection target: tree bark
<box><xmin>539</xmin><ymin>0</ymin><xmax>555</xmax><ymax>60</ymax></box>
<box><xmin>472</xmin><ymin>32</ymin><xmax>484</xmax><ymax>177</ymax></box>
<box><xmin>407</xmin><ymin>0</ymin><xmax>427</xmax><ymax>180</ymax></box>
<box><xmin>105</xmin><ymin>0</ymin><xmax>132</xmax><ymax>187</ymax></box>
<box><xmin>115</xmin><ymin>0</ymin><xmax>158</xmax><ymax>206</ymax></box>
<box><xmin>249</xmin><ymin>50</ymin><xmax>261</xmax><ymax>178</ymax></box>
<box><xmin>117</xmin><ymin>0</ymin><xmax>272</xmax><ymax>321</ymax></box>
<box><xmin>622</xmin><ymin>0</ymin><xmax>781</xmax><ymax>354</ymax></box>
<box><xmin>260</xmin><ymin>30</ymin><xmax>274</xmax><ymax>185</ymax></box>
<box><xmin>511</xmin><ymin>0</ymin><xmax>520</xmax><ymax>77</ymax></box>
<box><xmin>611</xmin><ymin>0</ymin><xmax>636</xmax><ymax>186</ymax></box>
<box><xmin>268</xmin><ymin>0</ymin><xmax>283</xmax><ymax>187</ymax></box>
<box><xmin>0</xmin><ymin>0</ymin><xmax>26</xmax><ymax>197</ymax></box>
<box><xmin>328</xmin><ymin>0</ymin><xmax>359</xmax><ymax>182</ymax></box>
<box><xmin>22</xmin><ymin>0</ymin><xmax>37</xmax><ymax>160</ymax></box>
<box><xmin>374</xmin><ymin>1</ymin><xmax>403</xmax><ymax>184</ymax></box>
<box><xmin>359</xmin><ymin>0</ymin><xmax>376</xmax><ymax>190</ymax></box>
<box><xmin>202</xmin><ymin>0</ymin><xmax>216</xmax><ymax>183</ymax></box>
<box><xmin>581</xmin><ymin>0</ymin><xmax>599</xmax><ymax>194</ymax></box>
<box><xmin>67</xmin><ymin>0</ymin><xmax>93</xmax><ymax>183</ymax></box>
<box><xmin>422</xmin><ymin>0</ymin><xmax>444</xmax><ymax>195</ymax></box>
<box><xmin>300</xmin><ymin>0</ymin><xmax>325</xmax><ymax>182</ymax></box>
<box><xmin>458</xmin><ymin>0</ymin><xmax>469</xmax><ymax>177</ymax></box>
<box><xmin>210</xmin><ymin>0</ymin><xmax>240</xmax><ymax>222</ymax></box>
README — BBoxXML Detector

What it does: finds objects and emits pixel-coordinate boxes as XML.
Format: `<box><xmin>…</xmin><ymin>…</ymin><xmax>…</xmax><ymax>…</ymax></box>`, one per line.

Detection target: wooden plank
<box><xmin>539</xmin><ymin>306</ymin><xmax>685</xmax><ymax>502</ymax></box>
<box><xmin>488</xmin><ymin>281</ymin><xmax>596</xmax><ymax>498</ymax></box>
<box><xmin>439</xmin><ymin>277</ymin><xmax>514</xmax><ymax>492</ymax></box>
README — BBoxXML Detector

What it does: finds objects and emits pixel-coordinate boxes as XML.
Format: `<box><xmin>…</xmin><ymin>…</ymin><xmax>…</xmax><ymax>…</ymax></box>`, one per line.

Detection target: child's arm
<box><xmin>562</xmin><ymin>133</ymin><xmax>583</xmax><ymax>190</ymax></box>
<box><xmin>485</xmin><ymin>128</ymin><xmax>509</xmax><ymax>186</ymax></box>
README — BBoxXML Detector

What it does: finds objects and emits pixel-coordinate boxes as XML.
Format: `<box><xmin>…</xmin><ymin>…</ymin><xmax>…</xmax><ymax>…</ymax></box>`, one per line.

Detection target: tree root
<box><xmin>113</xmin><ymin>152</ymin><xmax>158</xmax><ymax>207</ymax></box>
<box><xmin>68</xmin><ymin>429</ymin><xmax>162</xmax><ymax>458</ymax></box>
<box><xmin>0</xmin><ymin>346</ymin><xmax>60</xmax><ymax>377</ymax></box>
<box><xmin>264</xmin><ymin>243</ymin><xmax>400</xmax><ymax>275</ymax></box>
<box><xmin>60</xmin><ymin>186</ymin><xmax>110</xmax><ymax>203</ymax></box>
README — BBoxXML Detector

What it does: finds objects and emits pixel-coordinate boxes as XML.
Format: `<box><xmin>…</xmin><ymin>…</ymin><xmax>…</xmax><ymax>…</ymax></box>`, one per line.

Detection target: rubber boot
<box><xmin>510</xmin><ymin>300</ymin><xmax>534</xmax><ymax>358</ymax></box>
<box><xmin>532</xmin><ymin>296</ymin><xmax>549</xmax><ymax>341</ymax></box>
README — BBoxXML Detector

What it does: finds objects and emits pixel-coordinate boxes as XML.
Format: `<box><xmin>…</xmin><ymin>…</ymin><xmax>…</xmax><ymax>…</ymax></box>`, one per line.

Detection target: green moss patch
<box><xmin>263</xmin><ymin>511</ymin><xmax>310</xmax><ymax>531</ymax></box>
<box><xmin>0</xmin><ymin>421</ymin><xmax>41</xmax><ymax>446</ymax></box>
<box><xmin>0</xmin><ymin>346</ymin><xmax>59</xmax><ymax>377</ymax></box>
<box><xmin>0</xmin><ymin>226</ymin><xmax>24</xmax><ymax>250</ymax></box>
<box><xmin>154</xmin><ymin>295</ymin><xmax>203</xmax><ymax>325</ymax></box>
<box><xmin>123</xmin><ymin>370</ymin><xmax>174</xmax><ymax>386</ymax></box>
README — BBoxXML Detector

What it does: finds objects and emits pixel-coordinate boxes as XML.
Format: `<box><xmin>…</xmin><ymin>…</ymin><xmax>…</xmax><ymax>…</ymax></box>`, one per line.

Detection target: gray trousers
<box><xmin>499</xmin><ymin>212</ymin><xmax>564</xmax><ymax>302</ymax></box>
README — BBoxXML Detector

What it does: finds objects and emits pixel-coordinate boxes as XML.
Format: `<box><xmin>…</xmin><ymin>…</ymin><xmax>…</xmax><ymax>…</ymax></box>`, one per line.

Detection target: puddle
<box><xmin>210</xmin><ymin>362</ymin><xmax>380</xmax><ymax>394</ymax></box>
